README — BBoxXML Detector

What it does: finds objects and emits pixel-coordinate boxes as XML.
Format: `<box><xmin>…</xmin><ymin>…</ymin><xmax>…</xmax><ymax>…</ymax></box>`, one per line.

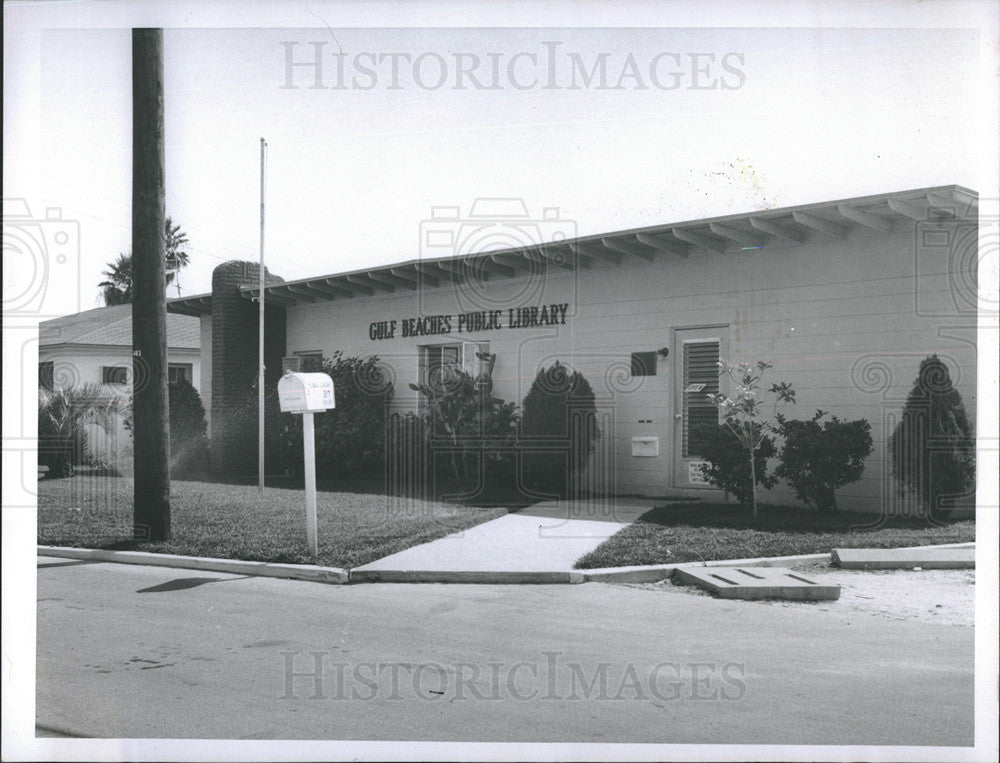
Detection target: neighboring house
<box><xmin>38</xmin><ymin>304</ymin><xmax>202</xmax><ymax>396</ymax></box>
<box><xmin>170</xmin><ymin>185</ymin><xmax>979</xmax><ymax>511</ymax></box>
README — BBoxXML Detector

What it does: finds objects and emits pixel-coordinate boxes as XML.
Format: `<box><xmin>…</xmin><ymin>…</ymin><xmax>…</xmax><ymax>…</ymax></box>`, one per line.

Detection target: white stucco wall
<box><xmin>39</xmin><ymin>345</ymin><xmax>202</xmax><ymax>396</ymax></box>
<box><xmin>279</xmin><ymin>218</ymin><xmax>977</xmax><ymax>512</ymax></box>
<box><xmin>200</xmin><ymin>314</ymin><xmax>213</xmax><ymax>433</ymax></box>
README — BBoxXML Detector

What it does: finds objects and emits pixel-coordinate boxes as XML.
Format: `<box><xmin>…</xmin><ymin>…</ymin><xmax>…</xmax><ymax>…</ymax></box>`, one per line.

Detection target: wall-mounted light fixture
<box><xmin>657</xmin><ymin>347</ymin><xmax>670</xmax><ymax>358</ymax></box>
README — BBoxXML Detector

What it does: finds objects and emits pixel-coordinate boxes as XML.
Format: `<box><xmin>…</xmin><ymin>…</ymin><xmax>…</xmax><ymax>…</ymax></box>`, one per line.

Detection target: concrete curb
<box><xmin>38</xmin><ymin>541</ymin><xmax>975</xmax><ymax>586</ymax></box>
<box><xmin>832</xmin><ymin>545</ymin><xmax>976</xmax><ymax>570</ymax></box>
<box><xmin>38</xmin><ymin>546</ymin><xmax>349</xmax><ymax>585</ymax></box>
<box><xmin>578</xmin><ymin>542</ymin><xmax>976</xmax><ymax>583</ymax></box>
<box><xmin>349</xmin><ymin>569</ymin><xmax>587</xmax><ymax>584</ymax></box>
<box><xmin>581</xmin><ymin>565</ymin><xmax>678</xmax><ymax>583</ymax></box>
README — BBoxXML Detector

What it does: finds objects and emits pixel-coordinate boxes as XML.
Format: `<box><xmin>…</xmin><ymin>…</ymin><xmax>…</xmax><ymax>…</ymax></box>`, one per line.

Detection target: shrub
<box><xmin>520</xmin><ymin>362</ymin><xmax>599</xmax><ymax>498</ymax></box>
<box><xmin>888</xmin><ymin>355</ymin><xmax>975</xmax><ymax>519</ymax></box>
<box><xmin>268</xmin><ymin>353</ymin><xmax>394</xmax><ymax>479</ymax></box>
<box><xmin>409</xmin><ymin>353</ymin><xmax>518</xmax><ymax>489</ymax></box>
<box><xmin>168</xmin><ymin>377</ymin><xmax>209</xmax><ymax>479</ymax></box>
<box><xmin>38</xmin><ymin>385</ymin><xmax>122</xmax><ymax>477</ymax></box>
<box><xmin>775</xmin><ymin>411</ymin><xmax>873</xmax><ymax>512</ymax></box>
<box><xmin>694</xmin><ymin>421</ymin><xmax>777</xmax><ymax>508</ymax></box>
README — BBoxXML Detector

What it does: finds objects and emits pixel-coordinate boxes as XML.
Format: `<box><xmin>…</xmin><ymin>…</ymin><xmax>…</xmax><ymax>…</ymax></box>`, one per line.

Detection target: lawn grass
<box><xmin>37</xmin><ymin>474</ymin><xmax>509</xmax><ymax>568</ymax></box>
<box><xmin>574</xmin><ymin>502</ymin><xmax>976</xmax><ymax>569</ymax></box>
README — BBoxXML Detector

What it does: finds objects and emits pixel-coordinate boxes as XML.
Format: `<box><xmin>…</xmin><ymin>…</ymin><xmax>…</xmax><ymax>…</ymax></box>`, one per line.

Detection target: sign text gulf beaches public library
<box><xmin>369</xmin><ymin>303</ymin><xmax>569</xmax><ymax>340</ymax></box>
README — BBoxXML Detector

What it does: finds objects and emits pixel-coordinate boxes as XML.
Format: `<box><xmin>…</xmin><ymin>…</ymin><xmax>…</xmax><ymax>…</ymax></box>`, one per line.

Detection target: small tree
<box><xmin>888</xmin><ymin>355</ymin><xmax>975</xmax><ymax>519</ymax></box>
<box><xmin>775</xmin><ymin>411</ymin><xmax>873</xmax><ymax>512</ymax></box>
<box><xmin>521</xmin><ymin>362</ymin><xmax>600</xmax><ymax>498</ymax></box>
<box><xmin>707</xmin><ymin>360</ymin><xmax>795</xmax><ymax>520</ymax></box>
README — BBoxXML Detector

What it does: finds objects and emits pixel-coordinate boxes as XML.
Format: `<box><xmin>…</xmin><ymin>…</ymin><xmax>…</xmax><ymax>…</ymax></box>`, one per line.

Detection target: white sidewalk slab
<box><xmin>353</xmin><ymin>499</ymin><xmax>656</xmax><ymax>572</ymax></box>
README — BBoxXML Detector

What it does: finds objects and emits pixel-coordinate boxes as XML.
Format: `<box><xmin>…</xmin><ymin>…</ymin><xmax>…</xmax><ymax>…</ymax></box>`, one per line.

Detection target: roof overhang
<box><xmin>167</xmin><ymin>293</ymin><xmax>212</xmax><ymax>316</ymax></box>
<box><xmin>178</xmin><ymin>185</ymin><xmax>979</xmax><ymax>310</ymax></box>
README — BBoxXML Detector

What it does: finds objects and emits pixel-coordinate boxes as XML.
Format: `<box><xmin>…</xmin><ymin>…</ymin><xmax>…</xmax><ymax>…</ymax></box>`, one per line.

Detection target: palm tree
<box><xmin>98</xmin><ymin>253</ymin><xmax>134</xmax><ymax>305</ymax></box>
<box><xmin>164</xmin><ymin>216</ymin><xmax>190</xmax><ymax>297</ymax></box>
<box><xmin>38</xmin><ymin>383</ymin><xmax>123</xmax><ymax>477</ymax></box>
<box><xmin>97</xmin><ymin>218</ymin><xmax>189</xmax><ymax>305</ymax></box>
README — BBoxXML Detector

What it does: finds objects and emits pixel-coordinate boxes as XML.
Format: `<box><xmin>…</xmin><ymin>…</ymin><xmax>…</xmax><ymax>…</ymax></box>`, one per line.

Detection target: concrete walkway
<box><xmin>354</xmin><ymin>498</ymin><xmax>658</xmax><ymax>573</ymax></box>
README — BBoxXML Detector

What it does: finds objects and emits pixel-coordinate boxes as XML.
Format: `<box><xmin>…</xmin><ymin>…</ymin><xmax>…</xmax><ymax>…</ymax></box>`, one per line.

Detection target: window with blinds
<box><xmin>419</xmin><ymin>342</ymin><xmax>489</xmax><ymax>395</ymax></box>
<box><xmin>461</xmin><ymin>341</ymin><xmax>489</xmax><ymax>378</ymax></box>
<box><xmin>295</xmin><ymin>352</ymin><xmax>324</xmax><ymax>373</ymax></box>
<box><xmin>102</xmin><ymin>366</ymin><xmax>128</xmax><ymax>385</ymax></box>
<box><xmin>682</xmin><ymin>340</ymin><xmax>720</xmax><ymax>458</ymax></box>
<box><xmin>168</xmin><ymin>363</ymin><xmax>193</xmax><ymax>385</ymax></box>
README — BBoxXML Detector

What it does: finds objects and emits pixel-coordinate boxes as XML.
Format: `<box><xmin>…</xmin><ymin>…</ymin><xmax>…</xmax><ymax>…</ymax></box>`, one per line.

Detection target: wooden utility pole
<box><xmin>258</xmin><ymin>137</ymin><xmax>267</xmax><ymax>493</ymax></box>
<box><xmin>132</xmin><ymin>28</ymin><xmax>170</xmax><ymax>540</ymax></box>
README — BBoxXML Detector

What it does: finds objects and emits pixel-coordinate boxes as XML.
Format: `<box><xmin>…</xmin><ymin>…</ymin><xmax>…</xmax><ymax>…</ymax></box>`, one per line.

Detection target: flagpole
<box><xmin>258</xmin><ymin>137</ymin><xmax>267</xmax><ymax>493</ymax></box>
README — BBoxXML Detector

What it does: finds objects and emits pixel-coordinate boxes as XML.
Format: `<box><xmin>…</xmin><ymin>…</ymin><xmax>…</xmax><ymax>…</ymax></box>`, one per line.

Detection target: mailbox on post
<box><xmin>277</xmin><ymin>372</ymin><xmax>335</xmax><ymax>558</ymax></box>
<box><xmin>278</xmin><ymin>372</ymin><xmax>335</xmax><ymax>413</ymax></box>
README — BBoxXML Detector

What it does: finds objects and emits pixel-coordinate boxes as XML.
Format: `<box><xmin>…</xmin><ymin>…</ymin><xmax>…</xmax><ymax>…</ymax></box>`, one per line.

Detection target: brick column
<box><xmin>209</xmin><ymin>261</ymin><xmax>286</xmax><ymax>478</ymax></box>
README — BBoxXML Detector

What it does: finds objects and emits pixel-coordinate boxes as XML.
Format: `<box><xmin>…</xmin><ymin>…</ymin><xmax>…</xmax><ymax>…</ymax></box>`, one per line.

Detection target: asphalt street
<box><xmin>35</xmin><ymin>555</ymin><xmax>974</xmax><ymax>745</ymax></box>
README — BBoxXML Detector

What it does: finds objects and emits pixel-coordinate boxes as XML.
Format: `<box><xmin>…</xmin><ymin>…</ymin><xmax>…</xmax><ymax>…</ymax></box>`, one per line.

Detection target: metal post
<box><xmin>258</xmin><ymin>137</ymin><xmax>267</xmax><ymax>493</ymax></box>
<box><xmin>302</xmin><ymin>411</ymin><xmax>318</xmax><ymax>558</ymax></box>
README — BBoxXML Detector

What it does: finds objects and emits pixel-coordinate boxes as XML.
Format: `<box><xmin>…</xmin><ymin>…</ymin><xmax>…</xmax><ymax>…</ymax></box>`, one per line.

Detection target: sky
<box><xmin>4</xmin><ymin>2</ymin><xmax>996</xmax><ymax>315</ymax></box>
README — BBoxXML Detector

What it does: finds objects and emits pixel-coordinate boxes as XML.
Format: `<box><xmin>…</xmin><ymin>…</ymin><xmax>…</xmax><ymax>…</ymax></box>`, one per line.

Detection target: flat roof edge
<box><xmin>251</xmin><ymin>185</ymin><xmax>980</xmax><ymax>295</ymax></box>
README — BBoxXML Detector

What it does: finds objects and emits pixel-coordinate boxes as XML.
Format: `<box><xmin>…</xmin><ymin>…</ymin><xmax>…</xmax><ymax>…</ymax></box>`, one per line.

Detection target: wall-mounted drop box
<box><xmin>631</xmin><ymin>436</ymin><xmax>659</xmax><ymax>457</ymax></box>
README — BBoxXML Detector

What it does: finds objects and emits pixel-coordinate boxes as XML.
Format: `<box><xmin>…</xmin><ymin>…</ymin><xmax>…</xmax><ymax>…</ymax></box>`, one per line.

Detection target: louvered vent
<box><xmin>682</xmin><ymin>340</ymin><xmax>720</xmax><ymax>457</ymax></box>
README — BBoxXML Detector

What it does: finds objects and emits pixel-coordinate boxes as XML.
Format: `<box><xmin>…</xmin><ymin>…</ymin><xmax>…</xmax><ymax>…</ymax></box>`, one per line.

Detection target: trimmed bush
<box><xmin>268</xmin><ymin>353</ymin><xmax>394</xmax><ymax>479</ymax></box>
<box><xmin>888</xmin><ymin>355</ymin><xmax>975</xmax><ymax>518</ymax></box>
<box><xmin>520</xmin><ymin>362</ymin><xmax>599</xmax><ymax>498</ymax></box>
<box><xmin>775</xmin><ymin>411</ymin><xmax>873</xmax><ymax>512</ymax></box>
<box><xmin>168</xmin><ymin>377</ymin><xmax>209</xmax><ymax>479</ymax></box>
<box><xmin>694</xmin><ymin>421</ymin><xmax>777</xmax><ymax>508</ymax></box>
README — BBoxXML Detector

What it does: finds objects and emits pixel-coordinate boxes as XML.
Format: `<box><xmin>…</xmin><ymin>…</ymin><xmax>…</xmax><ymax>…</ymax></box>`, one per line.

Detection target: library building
<box><xmin>169</xmin><ymin>185</ymin><xmax>979</xmax><ymax>512</ymax></box>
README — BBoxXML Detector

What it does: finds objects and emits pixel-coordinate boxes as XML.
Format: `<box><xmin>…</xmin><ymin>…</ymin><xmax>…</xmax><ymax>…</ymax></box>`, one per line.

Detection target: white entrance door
<box><xmin>672</xmin><ymin>326</ymin><xmax>728</xmax><ymax>488</ymax></box>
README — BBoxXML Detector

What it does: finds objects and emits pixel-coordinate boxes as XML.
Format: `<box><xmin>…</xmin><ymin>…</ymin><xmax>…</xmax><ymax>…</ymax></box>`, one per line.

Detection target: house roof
<box><xmin>40</xmin><ymin>304</ymin><xmax>201</xmax><ymax>350</ymax></box>
<box><xmin>166</xmin><ymin>184</ymin><xmax>978</xmax><ymax>316</ymax></box>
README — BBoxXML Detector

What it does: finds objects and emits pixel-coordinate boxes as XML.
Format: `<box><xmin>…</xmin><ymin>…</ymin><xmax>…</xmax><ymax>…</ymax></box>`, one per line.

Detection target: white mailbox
<box><xmin>278</xmin><ymin>372</ymin><xmax>335</xmax><ymax>413</ymax></box>
<box><xmin>276</xmin><ymin>371</ymin><xmax>335</xmax><ymax>559</ymax></box>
